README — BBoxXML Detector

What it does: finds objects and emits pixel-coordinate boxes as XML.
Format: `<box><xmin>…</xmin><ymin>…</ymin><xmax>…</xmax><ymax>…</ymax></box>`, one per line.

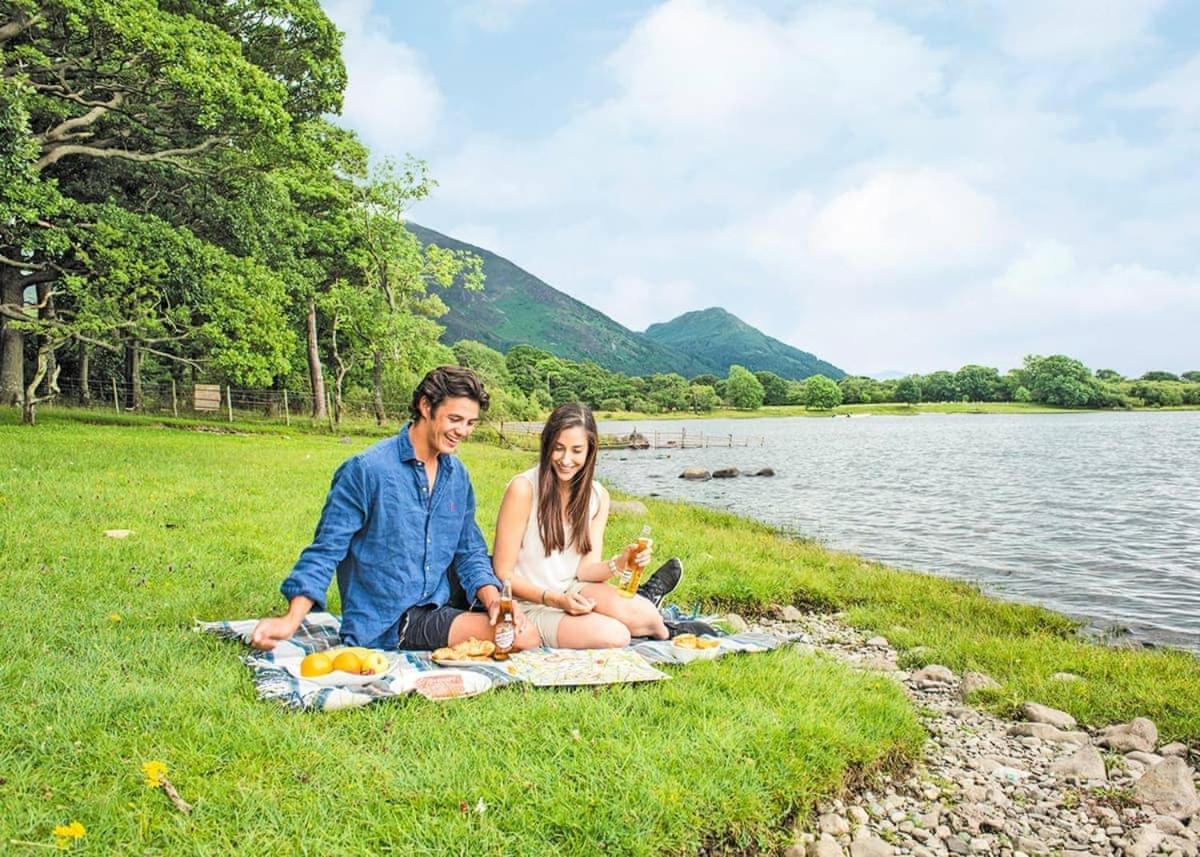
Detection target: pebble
<box><xmin>757</xmin><ymin>610</ymin><xmax>1199</xmax><ymax>857</ymax></box>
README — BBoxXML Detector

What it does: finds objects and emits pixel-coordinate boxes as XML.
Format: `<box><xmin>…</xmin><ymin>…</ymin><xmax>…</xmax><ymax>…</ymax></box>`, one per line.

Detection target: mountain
<box><xmin>645</xmin><ymin>308</ymin><xmax>845</xmax><ymax>380</ymax></box>
<box><xmin>405</xmin><ymin>223</ymin><xmax>705</xmax><ymax>376</ymax></box>
<box><xmin>408</xmin><ymin>222</ymin><xmax>845</xmax><ymax>380</ymax></box>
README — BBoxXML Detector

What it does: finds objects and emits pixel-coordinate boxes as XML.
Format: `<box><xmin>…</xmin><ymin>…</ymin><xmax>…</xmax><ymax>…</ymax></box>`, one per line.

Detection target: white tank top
<box><xmin>512</xmin><ymin>466</ymin><xmax>601</xmax><ymax>594</ymax></box>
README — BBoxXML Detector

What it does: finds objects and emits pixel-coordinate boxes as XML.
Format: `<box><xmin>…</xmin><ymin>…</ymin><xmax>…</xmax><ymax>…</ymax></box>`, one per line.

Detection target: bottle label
<box><xmin>494</xmin><ymin>623</ymin><xmax>515</xmax><ymax>650</ymax></box>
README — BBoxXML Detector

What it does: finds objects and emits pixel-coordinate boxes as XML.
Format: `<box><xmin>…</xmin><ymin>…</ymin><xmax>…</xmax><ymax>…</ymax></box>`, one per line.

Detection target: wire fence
<box><xmin>40</xmin><ymin>376</ymin><xmax>410</xmax><ymax>428</ymax></box>
<box><xmin>495</xmin><ymin>422</ymin><xmax>765</xmax><ymax>450</ymax></box>
<box><xmin>27</xmin><ymin>377</ymin><xmax>767</xmax><ymax>447</ymax></box>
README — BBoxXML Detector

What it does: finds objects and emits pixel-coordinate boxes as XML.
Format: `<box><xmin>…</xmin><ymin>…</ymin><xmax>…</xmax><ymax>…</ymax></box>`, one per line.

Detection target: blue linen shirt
<box><xmin>280</xmin><ymin>424</ymin><xmax>501</xmax><ymax>646</ymax></box>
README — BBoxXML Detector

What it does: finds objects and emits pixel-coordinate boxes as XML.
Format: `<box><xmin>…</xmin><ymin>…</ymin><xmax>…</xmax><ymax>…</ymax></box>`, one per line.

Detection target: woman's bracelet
<box><xmin>540</xmin><ymin>588</ymin><xmax>549</xmax><ymax>605</ymax></box>
<box><xmin>608</xmin><ymin>556</ymin><xmax>619</xmax><ymax>576</ymax></box>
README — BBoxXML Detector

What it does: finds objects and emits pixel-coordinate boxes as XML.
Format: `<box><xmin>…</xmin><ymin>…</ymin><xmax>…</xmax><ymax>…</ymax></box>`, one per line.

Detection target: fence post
<box><xmin>226</xmin><ymin>386</ymin><xmax>233</xmax><ymax>422</ymax></box>
<box><xmin>728</xmin><ymin>434</ymin><xmax>732</xmax><ymax>447</ymax></box>
<box><xmin>326</xmin><ymin>391</ymin><xmax>335</xmax><ymax>432</ymax></box>
<box><xmin>170</xmin><ymin>379</ymin><xmax>178</xmax><ymax>418</ymax></box>
<box><xmin>111</xmin><ymin>377</ymin><xmax>120</xmax><ymax>413</ymax></box>
<box><xmin>283</xmin><ymin>388</ymin><xmax>290</xmax><ymax>426</ymax></box>
<box><xmin>681</xmin><ymin>427</ymin><xmax>686</xmax><ymax>448</ymax></box>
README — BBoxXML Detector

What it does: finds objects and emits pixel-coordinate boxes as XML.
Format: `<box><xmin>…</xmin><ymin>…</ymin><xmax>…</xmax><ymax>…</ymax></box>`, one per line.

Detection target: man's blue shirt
<box><xmin>280</xmin><ymin>424</ymin><xmax>500</xmax><ymax>646</ymax></box>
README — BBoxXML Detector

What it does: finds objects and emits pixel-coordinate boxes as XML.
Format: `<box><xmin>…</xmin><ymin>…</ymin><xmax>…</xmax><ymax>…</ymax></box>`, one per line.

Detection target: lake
<box><xmin>596</xmin><ymin>411</ymin><xmax>1200</xmax><ymax>654</ymax></box>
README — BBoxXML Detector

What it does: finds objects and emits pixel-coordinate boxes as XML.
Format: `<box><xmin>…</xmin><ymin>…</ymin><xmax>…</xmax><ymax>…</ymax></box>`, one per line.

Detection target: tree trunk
<box><xmin>22</xmin><ymin>338</ymin><xmax>60</xmax><ymax>426</ymax></box>
<box><xmin>37</xmin><ymin>283</ymin><xmax>57</xmax><ymax>400</ymax></box>
<box><xmin>306</xmin><ymin>299</ymin><xmax>326</xmax><ymax>419</ymax></box>
<box><xmin>372</xmin><ymin>349</ymin><xmax>386</xmax><ymax>425</ymax></box>
<box><xmin>0</xmin><ymin>268</ymin><xmax>24</xmax><ymax>406</ymax></box>
<box><xmin>124</xmin><ymin>341</ymin><xmax>143</xmax><ymax>410</ymax></box>
<box><xmin>79</xmin><ymin>342</ymin><xmax>91</xmax><ymax>404</ymax></box>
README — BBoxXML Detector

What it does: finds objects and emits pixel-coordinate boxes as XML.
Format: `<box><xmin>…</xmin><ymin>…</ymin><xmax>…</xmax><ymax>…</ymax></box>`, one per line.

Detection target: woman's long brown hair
<box><xmin>537</xmin><ymin>403</ymin><xmax>599</xmax><ymax>556</ymax></box>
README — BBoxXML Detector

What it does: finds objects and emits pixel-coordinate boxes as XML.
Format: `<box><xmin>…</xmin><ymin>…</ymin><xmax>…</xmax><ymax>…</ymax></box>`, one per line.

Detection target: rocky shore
<box><xmin>727</xmin><ymin>608</ymin><xmax>1199</xmax><ymax>857</ymax></box>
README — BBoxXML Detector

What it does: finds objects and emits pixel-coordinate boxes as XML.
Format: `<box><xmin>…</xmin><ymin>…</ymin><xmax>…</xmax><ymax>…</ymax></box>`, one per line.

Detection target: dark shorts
<box><xmin>364</xmin><ymin>604</ymin><xmax>467</xmax><ymax>651</ymax></box>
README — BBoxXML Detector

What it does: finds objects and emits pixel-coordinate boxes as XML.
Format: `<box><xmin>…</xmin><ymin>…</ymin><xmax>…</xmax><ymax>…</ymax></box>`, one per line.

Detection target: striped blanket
<box><xmin>198</xmin><ymin>612</ymin><xmax>782</xmax><ymax>712</ymax></box>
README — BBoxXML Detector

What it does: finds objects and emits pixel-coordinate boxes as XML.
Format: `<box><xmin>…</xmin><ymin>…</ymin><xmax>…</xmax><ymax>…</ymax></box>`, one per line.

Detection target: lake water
<box><xmin>596</xmin><ymin>411</ymin><xmax>1200</xmax><ymax>654</ymax></box>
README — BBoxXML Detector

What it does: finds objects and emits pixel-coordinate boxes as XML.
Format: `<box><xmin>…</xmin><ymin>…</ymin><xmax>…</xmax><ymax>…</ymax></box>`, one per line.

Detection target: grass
<box><xmin>0</xmin><ymin>412</ymin><xmax>920</xmax><ymax>855</ymax></box>
<box><xmin>4</xmin><ymin>410</ymin><xmax>1199</xmax><ymax>853</ymax></box>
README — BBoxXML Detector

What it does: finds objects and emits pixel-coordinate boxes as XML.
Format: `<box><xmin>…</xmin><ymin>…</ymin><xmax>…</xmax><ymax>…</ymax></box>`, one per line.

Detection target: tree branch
<box><xmin>37</xmin><ymin>91</ymin><xmax>125</xmax><ymax>144</ymax></box>
<box><xmin>37</xmin><ymin>136</ymin><xmax>225</xmax><ymax>171</ymax></box>
<box><xmin>0</xmin><ymin>10</ymin><xmax>43</xmax><ymax>47</ymax></box>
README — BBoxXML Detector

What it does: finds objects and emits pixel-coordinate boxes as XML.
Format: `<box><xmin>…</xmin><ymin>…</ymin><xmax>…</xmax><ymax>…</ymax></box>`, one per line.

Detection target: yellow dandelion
<box><xmin>108</xmin><ymin>613</ymin><xmax>122</xmax><ymax>623</ymax></box>
<box><xmin>52</xmin><ymin>820</ymin><xmax>85</xmax><ymax>849</ymax></box>
<box><xmin>142</xmin><ymin>760</ymin><xmax>167</xmax><ymax>788</ymax></box>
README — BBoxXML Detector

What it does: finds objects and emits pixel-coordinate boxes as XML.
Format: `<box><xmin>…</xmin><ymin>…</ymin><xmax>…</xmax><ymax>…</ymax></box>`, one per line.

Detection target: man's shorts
<box><xmin>520</xmin><ymin>580</ymin><xmax>590</xmax><ymax>648</ymax></box>
<box><xmin>365</xmin><ymin>604</ymin><xmax>467</xmax><ymax>651</ymax></box>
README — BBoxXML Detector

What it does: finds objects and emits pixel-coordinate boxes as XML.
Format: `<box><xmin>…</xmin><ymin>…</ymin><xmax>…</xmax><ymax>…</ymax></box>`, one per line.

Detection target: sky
<box><xmin>319</xmin><ymin>0</ymin><xmax>1200</xmax><ymax>377</ymax></box>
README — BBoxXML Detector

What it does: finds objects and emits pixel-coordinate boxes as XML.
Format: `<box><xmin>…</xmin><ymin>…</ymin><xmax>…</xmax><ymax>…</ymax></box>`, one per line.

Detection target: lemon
<box><xmin>300</xmin><ymin>652</ymin><xmax>334</xmax><ymax>677</ymax></box>
<box><xmin>331</xmin><ymin>650</ymin><xmax>363</xmax><ymax>674</ymax></box>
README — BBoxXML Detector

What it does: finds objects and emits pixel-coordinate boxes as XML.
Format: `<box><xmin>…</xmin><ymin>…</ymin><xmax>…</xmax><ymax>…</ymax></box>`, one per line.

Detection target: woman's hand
<box><xmin>553</xmin><ymin>591</ymin><xmax>595</xmax><ymax>615</ymax></box>
<box><xmin>623</xmin><ymin>543</ymin><xmax>652</xmax><ymax>572</ymax></box>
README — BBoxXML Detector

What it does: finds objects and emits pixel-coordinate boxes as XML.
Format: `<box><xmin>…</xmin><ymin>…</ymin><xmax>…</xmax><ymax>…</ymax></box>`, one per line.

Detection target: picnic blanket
<box><xmin>198</xmin><ymin>612</ymin><xmax>782</xmax><ymax>712</ymax></box>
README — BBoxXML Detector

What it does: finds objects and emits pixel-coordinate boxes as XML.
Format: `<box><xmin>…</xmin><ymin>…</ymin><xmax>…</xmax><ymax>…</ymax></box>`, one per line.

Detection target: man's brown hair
<box><xmin>410</xmin><ymin>366</ymin><xmax>490</xmax><ymax>422</ymax></box>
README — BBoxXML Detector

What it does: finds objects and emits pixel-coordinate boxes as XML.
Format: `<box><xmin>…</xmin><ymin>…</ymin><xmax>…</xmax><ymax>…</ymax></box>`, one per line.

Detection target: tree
<box><xmin>725</xmin><ymin>364</ymin><xmax>764</xmax><ymax>409</ymax></box>
<box><xmin>688</xmin><ymin>384</ymin><xmax>720</xmax><ymax>412</ymax></box>
<box><xmin>804</xmin><ymin>374</ymin><xmax>842</xmax><ymax>410</ymax></box>
<box><xmin>1140</xmin><ymin>370</ymin><xmax>1180</xmax><ymax>382</ymax></box>
<box><xmin>1</xmin><ymin>0</ymin><xmax>344</xmax><ymax>417</ymax></box>
<box><xmin>753</xmin><ymin>370</ymin><xmax>789</xmax><ymax>406</ymax></box>
<box><xmin>646</xmin><ymin>373</ymin><xmax>690</xmax><ymax>412</ymax></box>
<box><xmin>954</xmin><ymin>364</ymin><xmax>1000</xmax><ymax>402</ymax></box>
<box><xmin>838</xmin><ymin>376</ymin><xmax>872</xmax><ymax>405</ymax></box>
<box><xmin>921</xmin><ymin>370</ymin><xmax>957</xmax><ymax>402</ymax></box>
<box><xmin>1096</xmin><ymin>368</ymin><xmax>1124</xmax><ymax>383</ymax></box>
<box><xmin>1023</xmin><ymin>354</ymin><xmax>1101</xmax><ymax>408</ymax></box>
<box><xmin>894</xmin><ymin>375</ymin><xmax>922</xmax><ymax>404</ymax></box>
<box><xmin>350</xmin><ymin>157</ymin><xmax>482</xmax><ymax>423</ymax></box>
<box><xmin>1182</xmin><ymin>371</ymin><xmax>1200</xmax><ymax>382</ymax></box>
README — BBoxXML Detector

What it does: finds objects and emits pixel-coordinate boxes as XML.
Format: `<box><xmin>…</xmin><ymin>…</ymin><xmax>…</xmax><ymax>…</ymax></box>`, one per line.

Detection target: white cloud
<box><xmin>808</xmin><ymin>168</ymin><xmax>1010</xmax><ymax>275</ymax></box>
<box><xmin>387</xmin><ymin>0</ymin><xmax>1194</xmax><ymax>376</ymax></box>
<box><xmin>603</xmin><ymin>0</ymin><xmax>943</xmax><ymax>142</ymax></box>
<box><xmin>596</xmin><ymin>275</ymin><xmax>701</xmax><ymax>332</ymax></box>
<box><xmin>322</xmin><ymin>0</ymin><xmax>442</xmax><ymax>149</ymax></box>
<box><xmin>454</xmin><ymin>0</ymin><xmax>533</xmax><ymax>32</ymax></box>
<box><xmin>996</xmin><ymin>0</ymin><xmax>1167</xmax><ymax>60</ymax></box>
<box><xmin>1122</xmin><ymin>52</ymin><xmax>1200</xmax><ymax>124</ymax></box>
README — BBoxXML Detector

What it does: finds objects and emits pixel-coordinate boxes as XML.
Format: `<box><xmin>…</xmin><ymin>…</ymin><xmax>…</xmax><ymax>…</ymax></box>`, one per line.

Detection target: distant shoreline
<box><xmin>586</xmin><ymin>401</ymin><xmax>1200</xmax><ymax>422</ymax></box>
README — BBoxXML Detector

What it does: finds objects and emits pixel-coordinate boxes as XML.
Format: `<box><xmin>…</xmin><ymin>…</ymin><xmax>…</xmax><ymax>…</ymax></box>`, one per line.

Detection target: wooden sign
<box><xmin>193</xmin><ymin>384</ymin><xmax>221</xmax><ymax>412</ymax></box>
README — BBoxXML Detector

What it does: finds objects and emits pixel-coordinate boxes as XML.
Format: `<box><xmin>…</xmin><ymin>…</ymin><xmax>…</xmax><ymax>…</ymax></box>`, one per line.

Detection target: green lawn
<box><xmin>3</xmin><ymin>411</ymin><xmax>1198</xmax><ymax>854</ymax></box>
<box><xmin>0</xmin><ymin>413</ymin><xmax>919</xmax><ymax>855</ymax></box>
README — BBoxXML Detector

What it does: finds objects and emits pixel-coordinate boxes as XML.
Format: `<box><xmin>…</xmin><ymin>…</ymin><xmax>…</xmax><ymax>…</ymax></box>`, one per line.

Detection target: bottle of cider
<box><xmin>493</xmin><ymin>578</ymin><xmax>515</xmax><ymax>660</ymax></box>
<box><xmin>616</xmin><ymin>524</ymin><xmax>653</xmax><ymax>597</ymax></box>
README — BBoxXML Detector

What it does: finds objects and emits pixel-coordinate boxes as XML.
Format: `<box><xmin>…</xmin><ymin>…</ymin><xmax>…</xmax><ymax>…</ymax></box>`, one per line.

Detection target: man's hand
<box><xmin>478</xmin><ymin>584</ymin><xmax>501</xmax><ymax>624</ymax></box>
<box><xmin>478</xmin><ymin>583</ymin><xmax>529</xmax><ymax>634</ymax></box>
<box><xmin>250</xmin><ymin>616</ymin><xmax>300</xmax><ymax>651</ymax></box>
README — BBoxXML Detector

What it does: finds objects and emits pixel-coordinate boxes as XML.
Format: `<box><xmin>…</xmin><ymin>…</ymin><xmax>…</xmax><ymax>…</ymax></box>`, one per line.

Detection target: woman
<box><xmin>492</xmin><ymin>403</ymin><xmax>684</xmax><ymax>648</ymax></box>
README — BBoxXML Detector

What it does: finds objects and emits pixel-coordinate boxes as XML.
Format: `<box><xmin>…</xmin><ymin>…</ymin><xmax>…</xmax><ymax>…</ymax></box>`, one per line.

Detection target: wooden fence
<box><xmin>497</xmin><ymin>422</ymin><xmax>764</xmax><ymax>450</ymax></box>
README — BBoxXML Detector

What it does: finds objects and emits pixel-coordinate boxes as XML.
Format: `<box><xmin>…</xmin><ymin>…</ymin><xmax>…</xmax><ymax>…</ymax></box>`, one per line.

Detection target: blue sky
<box><xmin>321</xmin><ymin>0</ymin><xmax>1200</xmax><ymax>376</ymax></box>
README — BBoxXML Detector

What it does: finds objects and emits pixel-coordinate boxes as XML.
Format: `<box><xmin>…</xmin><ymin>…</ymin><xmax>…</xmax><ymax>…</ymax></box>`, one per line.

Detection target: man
<box><xmin>251</xmin><ymin>366</ymin><xmax>536</xmax><ymax>652</ymax></box>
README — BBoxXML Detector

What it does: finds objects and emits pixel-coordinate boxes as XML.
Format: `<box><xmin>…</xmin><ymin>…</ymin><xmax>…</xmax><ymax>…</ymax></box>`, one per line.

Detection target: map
<box><xmin>508</xmin><ymin>648</ymin><xmax>669</xmax><ymax>686</ymax></box>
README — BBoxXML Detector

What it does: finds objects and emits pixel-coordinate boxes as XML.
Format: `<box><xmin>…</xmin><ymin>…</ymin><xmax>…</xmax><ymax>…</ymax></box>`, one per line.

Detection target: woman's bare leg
<box><xmin>554</xmin><ymin>613</ymin><xmax>632</xmax><ymax>649</ymax></box>
<box><xmin>580</xmin><ymin>583</ymin><xmax>669</xmax><ymax>639</ymax></box>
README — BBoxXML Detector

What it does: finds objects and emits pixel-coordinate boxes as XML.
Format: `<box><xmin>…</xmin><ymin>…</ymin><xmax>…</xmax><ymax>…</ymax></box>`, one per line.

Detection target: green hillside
<box><xmin>408</xmin><ymin>223</ymin><xmax>844</xmax><ymax>380</ymax></box>
<box><xmin>646</xmin><ymin>307</ymin><xmax>846</xmax><ymax>380</ymax></box>
<box><xmin>406</xmin><ymin>223</ymin><xmax>704</xmax><ymax>376</ymax></box>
